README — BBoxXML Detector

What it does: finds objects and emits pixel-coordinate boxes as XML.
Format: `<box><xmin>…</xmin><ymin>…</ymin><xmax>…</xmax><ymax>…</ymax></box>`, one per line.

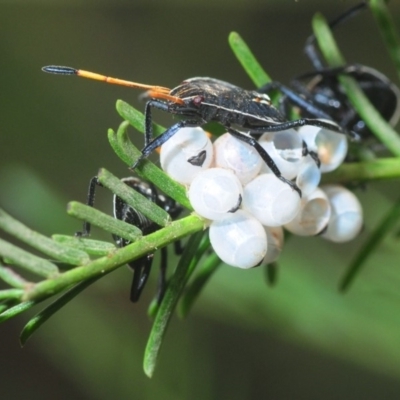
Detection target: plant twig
<box><xmin>52</xmin><ymin>235</ymin><xmax>116</xmax><ymax>257</ymax></box>
<box><xmin>20</xmin><ymin>274</ymin><xmax>105</xmax><ymax>346</ymax></box>
<box><xmin>108</xmin><ymin>119</ymin><xmax>191</xmax><ymax>209</ymax></box>
<box><xmin>0</xmin><ymin>208</ymin><xmax>89</xmax><ymax>266</ymax></box>
<box><xmin>178</xmin><ymin>251</ymin><xmax>221</xmax><ymax>318</ymax></box>
<box><xmin>97</xmin><ymin>168</ymin><xmax>172</xmax><ymax>227</ymax></box>
<box><xmin>0</xmin><ymin>238</ymin><xmax>59</xmax><ymax>278</ymax></box>
<box><xmin>143</xmin><ymin>230</ymin><xmax>206</xmax><ymax>378</ymax></box>
<box><xmin>228</xmin><ymin>31</ymin><xmax>272</xmax><ymax>88</ymax></box>
<box><xmin>24</xmin><ymin>214</ymin><xmax>205</xmax><ymax>302</ymax></box>
<box><xmin>67</xmin><ymin>201</ymin><xmax>142</xmax><ymax>242</ymax></box>
<box><xmin>321</xmin><ymin>157</ymin><xmax>400</xmax><ymax>184</ymax></box>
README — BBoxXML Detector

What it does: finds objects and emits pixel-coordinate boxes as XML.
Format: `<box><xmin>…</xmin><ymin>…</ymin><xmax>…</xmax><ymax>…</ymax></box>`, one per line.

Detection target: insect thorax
<box><xmin>170</xmin><ymin>78</ymin><xmax>285</xmax><ymax>128</ymax></box>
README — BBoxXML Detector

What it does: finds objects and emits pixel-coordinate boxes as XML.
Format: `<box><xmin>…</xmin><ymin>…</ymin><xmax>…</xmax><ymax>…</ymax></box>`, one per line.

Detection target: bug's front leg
<box><xmin>131</xmin><ymin>119</ymin><xmax>203</xmax><ymax>169</ymax></box>
<box><xmin>143</xmin><ymin>99</ymin><xmax>169</xmax><ymax>147</ymax></box>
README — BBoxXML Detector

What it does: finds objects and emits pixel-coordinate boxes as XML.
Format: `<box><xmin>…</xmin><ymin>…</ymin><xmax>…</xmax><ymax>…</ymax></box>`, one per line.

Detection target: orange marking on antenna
<box><xmin>146</xmin><ymin>89</ymin><xmax>185</xmax><ymax>105</ymax></box>
<box><xmin>75</xmin><ymin>69</ymin><xmax>172</xmax><ymax>93</ymax></box>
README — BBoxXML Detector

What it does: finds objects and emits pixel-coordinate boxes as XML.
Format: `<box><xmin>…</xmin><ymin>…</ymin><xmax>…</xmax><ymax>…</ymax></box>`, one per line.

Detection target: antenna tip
<box><xmin>42</xmin><ymin>65</ymin><xmax>78</xmax><ymax>75</ymax></box>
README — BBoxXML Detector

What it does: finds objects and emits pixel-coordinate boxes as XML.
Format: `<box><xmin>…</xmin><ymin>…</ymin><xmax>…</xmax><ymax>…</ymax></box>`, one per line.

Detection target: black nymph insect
<box><xmin>276</xmin><ymin>1</ymin><xmax>400</xmax><ymax>139</ymax></box>
<box><xmin>77</xmin><ymin>176</ymin><xmax>182</xmax><ymax>304</ymax></box>
<box><xmin>42</xmin><ymin>66</ymin><xmax>353</xmax><ymax>196</ymax></box>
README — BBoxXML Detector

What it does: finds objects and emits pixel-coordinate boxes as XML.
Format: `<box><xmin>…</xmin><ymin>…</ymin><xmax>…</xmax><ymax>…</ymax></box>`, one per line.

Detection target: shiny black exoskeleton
<box><xmin>78</xmin><ymin>176</ymin><xmax>182</xmax><ymax>304</ymax></box>
<box><xmin>295</xmin><ymin>65</ymin><xmax>400</xmax><ymax>139</ymax></box>
<box><xmin>138</xmin><ymin>77</ymin><xmax>352</xmax><ymax>196</ymax></box>
<box><xmin>274</xmin><ymin>1</ymin><xmax>400</xmax><ymax>140</ymax></box>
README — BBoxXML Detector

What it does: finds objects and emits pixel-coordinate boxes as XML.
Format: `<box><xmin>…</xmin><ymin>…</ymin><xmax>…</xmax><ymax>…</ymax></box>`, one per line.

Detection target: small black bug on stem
<box><xmin>42</xmin><ymin>66</ymin><xmax>355</xmax><ymax>197</ymax></box>
<box><xmin>278</xmin><ymin>1</ymin><xmax>400</xmax><ymax>140</ymax></box>
<box><xmin>77</xmin><ymin>176</ymin><xmax>182</xmax><ymax>304</ymax></box>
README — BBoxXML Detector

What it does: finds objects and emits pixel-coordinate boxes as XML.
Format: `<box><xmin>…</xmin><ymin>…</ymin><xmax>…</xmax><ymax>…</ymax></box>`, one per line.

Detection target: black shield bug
<box><xmin>77</xmin><ymin>176</ymin><xmax>182</xmax><ymax>304</ymax></box>
<box><xmin>42</xmin><ymin>66</ymin><xmax>354</xmax><ymax>196</ymax></box>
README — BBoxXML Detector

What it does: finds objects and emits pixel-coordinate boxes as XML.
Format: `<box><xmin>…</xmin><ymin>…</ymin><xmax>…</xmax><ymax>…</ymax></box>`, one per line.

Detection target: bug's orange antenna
<box><xmin>42</xmin><ymin>65</ymin><xmax>184</xmax><ymax>105</ymax></box>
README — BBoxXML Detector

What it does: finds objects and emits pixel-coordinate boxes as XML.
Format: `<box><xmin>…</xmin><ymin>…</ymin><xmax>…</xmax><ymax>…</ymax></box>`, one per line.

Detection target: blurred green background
<box><xmin>2</xmin><ymin>1</ymin><xmax>400</xmax><ymax>399</ymax></box>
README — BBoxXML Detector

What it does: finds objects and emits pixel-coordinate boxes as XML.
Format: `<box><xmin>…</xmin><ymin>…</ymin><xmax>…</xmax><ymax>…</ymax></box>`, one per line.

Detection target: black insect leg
<box><xmin>155</xmin><ymin>247</ymin><xmax>168</xmax><ymax>304</ymax></box>
<box><xmin>302</xmin><ymin>140</ymin><xmax>320</xmax><ymax>168</ymax></box>
<box><xmin>295</xmin><ymin>64</ymin><xmax>396</xmax><ymax>93</ymax></box>
<box><xmin>304</xmin><ymin>1</ymin><xmax>368</xmax><ymax>70</ymax></box>
<box><xmin>129</xmin><ymin>256</ymin><xmax>154</xmax><ymax>303</ymax></box>
<box><xmin>295</xmin><ymin>64</ymin><xmax>362</xmax><ymax>82</ymax></box>
<box><xmin>131</xmin><ymin>118</ymin><xmax>203</xmax><ymax>169</ymax></box>
<box><xmin>75</xmin><ymin>176</ymin><xmax>101</xmax><ymax>237</ymax></box>
<box><xmin>154</xmin><ymin>239</ymin><xmax>183</xmax><ymax>304</ymax></box>
<box><xmin>252</xmin><ymin>117</ymin><xmax>359</xmax><ymax>141</ymax></box>
<box><xmin>143</xmin><ymin>99</ymin><xmax>169</xmax><ymax>147</ymax></box>
<box><xmin>290</xmin><ymin>76</ymin><xmax>342</xmax><ymax>112</ymax></box>
<box><xmin>174</xmin><ymin>240</ymin><xmax>184</xmax><ymax>255</ymax></box>
<box><xmin>130</xmin><ymin>247</ymin><xmax>169</xmax><ymax>304</ymax></box>
<box><xmin>227</xmin><ymin>127</ymin><xmax>302</xmax><ymax>197</ymax></box>
<box><xmin>258</xmin><ymin>81</ymin><xmax>335</xmax><ymax>121</ymax></box>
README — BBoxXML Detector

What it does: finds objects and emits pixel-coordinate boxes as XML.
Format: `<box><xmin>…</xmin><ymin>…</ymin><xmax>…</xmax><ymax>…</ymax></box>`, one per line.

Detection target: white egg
<box><xmin>209</xmin><ymin>210</ymin><xmax>268</xmax><ymax>269</ymax></box>
<box><xmin>242</xmin><ymin>173</ymin><xmax>301</xmax><ymax>227</ymax></box>
<box><xmin>160</xmin><ymin>127</ymin><xmax>213</xmax><ymax>184</ymax></box>
<box><xmin>284</xmin><ymin>188</ymin><xmax>331</xmax><ymax>236</ymax></box>
<box><xmin>321</xmin><ymin>185</ymin><xmax>363</xmax><ymax>242</ymax></box>
<box><xmin>296</xmin><ymin>155</ymin><xmax>322</xmax><ymax>197</ymax></box>
<box><xmin>213</xmin><ymin>133</ymin><xmax>262</xmax><ymax>184</ymax></box>
<box><xmin>298</xmin><ymin>123</ymin><xmax>348</xmax><ymax>173</ymax></box>
<box><xmin>188</xmin><ymin>168</ymin><xmax>243</xmax><ymax>220</ymax></box>
<box><xmin>259</xmin><ymin>129</ymin><xmax>304</xmax><ymax>179</ymax></box>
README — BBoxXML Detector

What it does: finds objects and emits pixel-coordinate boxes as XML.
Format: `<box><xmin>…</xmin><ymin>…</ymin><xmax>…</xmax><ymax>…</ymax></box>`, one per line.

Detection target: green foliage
<box><xmin>1</xmin><ymin>0</ymin><xmax>400</xmax><ymax>379</ymax></box>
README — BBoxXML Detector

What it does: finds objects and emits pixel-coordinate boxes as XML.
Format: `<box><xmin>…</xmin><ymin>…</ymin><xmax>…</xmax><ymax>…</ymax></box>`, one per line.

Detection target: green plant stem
<box><xmin>0</xmin><ymin>305</ymin><xmax>9</xmax><ymax>314</ymax></box>
<box><xmin>0</xmin><ymin>289</ymin><xmax>24</xmax><ymax>300</ymax></box>
<box><xmin>0</xmin><ymin>301</ymin><xmax>37</xmax><ymax>324</ymax></box>
<box><xmin>321</xmin><ymin>157</ymin><xmax>400</xmax><ymax>184</ymax></box>
<box><xmin>97</xmin><ymin>168</ymin><xmax>171</xmax><ymax>227</ymax></box>
<box><xmin>143</xmin><ymin>230</ymin><xmax>205</xmax><ymax>378</ymax></box>
<box><xmin>178</xmin><ymin>252</ymin><xmax>221</xmax><ymax>318</ymax></box>
<box><xmin>369</xmin><ymin>0</ymin><xmax>400</xmax><ymax>80</ymax></box>
<box><xmin>0</xmin><ymin>265</ymin><xmax>28</xmax><ymax>288</ymax></box>
<box><xmin>0</xmin><ymin>238</ymin><xmax>59</xmax><ymax>278</ymax></box>
<box><xmin>67</xmin><ymin>201</ymin><xmax>142</xmax><ymax>242</ymax></box>
<box><xmin>116</xmin><ymin>99</ymin><xmax>165</xmax><ymax>137</ymax></box>
<box><xmin>24</xmin><ymin>214</ymin><xmax>205</xmax><ymax>302</ymax></box>
<box><xmin>228</xmin><ymin>32</ymin><xmax>272</xmax><ymax>87</ymax></box>
<box><xmin>0</xmin><ymin>208</ymin><xmax>89</xmax><ymax>266</ymax></box>
<box><xmin>312</xmin><ymin>12</ymin><xmax>400</xmax><ymax>157</ymax></box>
<box><xmin>52</xmin><ymin>235</ymin><xmax>116</xmax><ymax>257</ymax></box>
<box><xmin>148</xmin><ymin>233</ymin><xmax>212</xmax><ymax>319</ymax></box>
<box><xmin>20</xmin><ymin>274</ymin><xmax>105</xmax><ymax>346</ymax></box>
<box><xmin>108</xmin><ymin>119</ymin><xmax>191</xmax><ymax>210</ymax></box>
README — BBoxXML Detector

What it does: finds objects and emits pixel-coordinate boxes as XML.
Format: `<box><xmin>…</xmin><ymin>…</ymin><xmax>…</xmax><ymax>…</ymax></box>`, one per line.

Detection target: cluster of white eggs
<box><xmin>160</xmin><ymin>125</ymin><xmax>363</xmax><ymax>269</ymax></box>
